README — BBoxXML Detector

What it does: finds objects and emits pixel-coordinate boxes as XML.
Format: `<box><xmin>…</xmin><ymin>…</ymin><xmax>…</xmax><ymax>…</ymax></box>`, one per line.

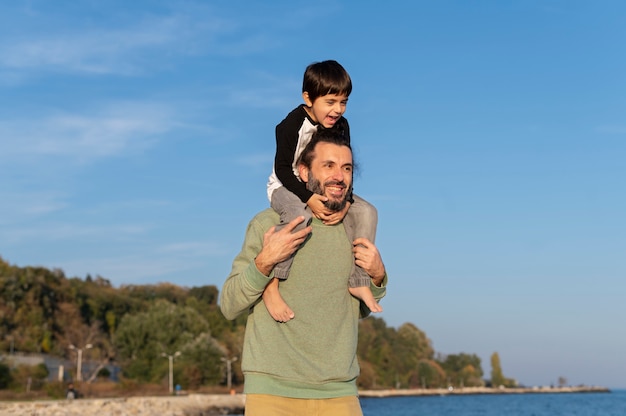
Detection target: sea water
<box><xmin>360</xmin><ymin>390</ymin><xmax>626</xmax><ymax>416</ymax></box>
<box><xmin>225</xmin><ymin>390</ymin><xmax>625</xmax><ymax>415</ymax></box>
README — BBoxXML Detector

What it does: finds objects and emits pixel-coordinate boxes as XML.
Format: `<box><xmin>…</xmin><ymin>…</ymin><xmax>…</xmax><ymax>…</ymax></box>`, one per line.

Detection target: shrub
<box><xmin>0</xmin><ymin>362</ymin><xmax>12</xmax><ymax>389</ymax></box>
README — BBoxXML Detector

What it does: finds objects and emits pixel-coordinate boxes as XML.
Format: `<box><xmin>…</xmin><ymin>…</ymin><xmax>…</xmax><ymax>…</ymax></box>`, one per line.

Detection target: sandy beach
<box><xmin>0</xmin><ymin>393</ymin><xmax>246</xmax><ymax>416</ymax></box>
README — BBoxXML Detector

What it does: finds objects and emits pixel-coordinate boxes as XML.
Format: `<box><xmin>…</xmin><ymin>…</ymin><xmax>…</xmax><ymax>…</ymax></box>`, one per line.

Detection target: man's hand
<box><xmin>255</xmin><ymin>216</ymin><xmax>312</xmax><ymax>276</ymax></box>
<box><xmin>353</xmin><ymin>238</ymin><xmax>385</xmax><ymax>286</ymax></box>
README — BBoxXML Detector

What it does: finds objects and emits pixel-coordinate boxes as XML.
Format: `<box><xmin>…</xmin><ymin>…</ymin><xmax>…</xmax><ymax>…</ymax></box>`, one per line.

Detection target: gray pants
<box><xmin>271</xmin><ymin>186</ymin><xmax>377</xmax><ymax>286</ymax></box>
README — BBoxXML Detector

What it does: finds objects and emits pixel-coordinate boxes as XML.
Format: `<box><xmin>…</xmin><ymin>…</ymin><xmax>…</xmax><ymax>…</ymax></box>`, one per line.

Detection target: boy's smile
<box><xmin>303</xmin><ymin>93</ymin><xmax>349</xmax><ymax>129</ymax></box>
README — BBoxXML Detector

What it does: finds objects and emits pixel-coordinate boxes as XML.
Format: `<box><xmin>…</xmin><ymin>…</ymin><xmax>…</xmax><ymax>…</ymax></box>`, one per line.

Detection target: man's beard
<box><xmin>306</xmin><ymin>172</ymin><xmax>352</xmax><ymax>212</ymax></box>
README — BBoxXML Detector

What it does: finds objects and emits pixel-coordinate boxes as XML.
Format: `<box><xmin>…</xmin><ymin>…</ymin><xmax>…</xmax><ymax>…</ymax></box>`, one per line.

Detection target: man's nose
<box><xmin>330</xmin><ymin>167</ymin><xmax>344</xmax><ymax>181</ymax></box>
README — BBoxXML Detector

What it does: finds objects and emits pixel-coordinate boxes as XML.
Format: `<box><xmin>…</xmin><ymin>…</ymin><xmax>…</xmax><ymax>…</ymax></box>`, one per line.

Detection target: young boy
<box><xmin>264</xmin><ymin>60</ymin><xmax>382</xmax><ymax>322</ymax></box>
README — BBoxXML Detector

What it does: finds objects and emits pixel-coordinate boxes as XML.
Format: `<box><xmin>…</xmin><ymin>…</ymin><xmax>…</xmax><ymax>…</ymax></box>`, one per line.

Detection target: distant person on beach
<box><xmin>66</xmin><ymin>383</ymin><xmax>76</xmax><ymax>400</ymax></box>
<box><xmin>220</xmin><ymin>128</ymin><xmax>388</xmax><ymax>415</ymax></box>
<box><xmin>264</xmin><ymin>59</ymin><xmax>382</xmax><ymax>322</ymax></box>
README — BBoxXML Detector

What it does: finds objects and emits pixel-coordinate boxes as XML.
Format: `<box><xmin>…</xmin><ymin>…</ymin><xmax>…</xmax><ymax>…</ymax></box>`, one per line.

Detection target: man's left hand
<box><xmin>352</xmin><ymin>237</ymin><xmax>385</xmax><ymax>286</ymax></box>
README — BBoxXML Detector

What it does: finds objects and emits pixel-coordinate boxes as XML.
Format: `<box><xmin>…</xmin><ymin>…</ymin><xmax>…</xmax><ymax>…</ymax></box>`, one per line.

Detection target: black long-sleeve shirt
<box><xmin>268</xmin><ymin>105</ymin><xmax>350</xmax><ymax>203</ymax></box>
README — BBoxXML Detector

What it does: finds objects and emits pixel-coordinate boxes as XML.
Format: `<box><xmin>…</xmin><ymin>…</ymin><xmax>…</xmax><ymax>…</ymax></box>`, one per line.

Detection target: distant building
<box><xmin>1</xmin><ymin>353</ymin><xmax>120</xmax><ymax>382</ymax></box>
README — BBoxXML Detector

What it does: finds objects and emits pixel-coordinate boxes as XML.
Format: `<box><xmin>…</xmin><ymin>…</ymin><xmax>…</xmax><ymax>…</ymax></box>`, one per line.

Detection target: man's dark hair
<box><xmin>298</xmin><ymin>127</ymin><xmax>353</xmax><ymax>170</ymax></box>
<box><xmin>302</xmin><ymin>60</ymin><xmax>352</xmax><ymax>102</ymax></box>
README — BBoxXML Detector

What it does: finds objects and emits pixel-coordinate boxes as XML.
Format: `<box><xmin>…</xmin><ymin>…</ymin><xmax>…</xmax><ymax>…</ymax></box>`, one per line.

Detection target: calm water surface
<box><xmin>360</xmin><ymin>390</ymin><xmax>626</xmax><ymax>416</ymax></box>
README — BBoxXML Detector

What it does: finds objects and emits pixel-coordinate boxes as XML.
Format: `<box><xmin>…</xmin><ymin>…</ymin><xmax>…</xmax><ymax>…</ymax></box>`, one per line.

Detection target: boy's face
<box><xmin>303</xmin><ymin>92</ymin><xmax>348</xmax><ymax>129</ymax></box>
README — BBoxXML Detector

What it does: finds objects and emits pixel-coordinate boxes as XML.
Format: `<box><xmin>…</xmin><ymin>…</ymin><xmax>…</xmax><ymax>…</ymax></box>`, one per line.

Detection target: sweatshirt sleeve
<box><xmin>274</xmin><ymin>108</ymin><xmax>314</xmax><ymax>204</ymax></box>
<box><xmin>219</xmin><ymin>213</ymin><xmax>274</xmax><ymax>320</ymax></box>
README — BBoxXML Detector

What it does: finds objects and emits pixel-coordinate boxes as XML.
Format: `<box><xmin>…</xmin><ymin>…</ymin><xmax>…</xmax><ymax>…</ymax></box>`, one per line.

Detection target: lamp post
<box><xmin>221</xmin><ymin>356</ymin><xmax>238</xmax><ymax>391</ymax></box>
<box><xmin>69</xmin><ymin>343</ymin><xmax>93</xmax><ymax>382</ymax></box>
<box><xmin>161</xmin><ymin>351</ymin><xmax>181</xmax><ymax>394</ymax></box>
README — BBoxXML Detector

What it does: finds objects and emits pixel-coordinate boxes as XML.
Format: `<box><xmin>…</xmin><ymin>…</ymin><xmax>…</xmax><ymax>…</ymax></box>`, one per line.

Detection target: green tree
<box><xmin>490</xmin><ymin>352</ymin><xmax>506</xmax><ymax>387</ymax></box>
<box><xmin>114</xmin><ymin>300</ymin><xmax>223</xmax><ymax>384</ymax></box>
<box><xmin>415</xmin><ymin>359</ymin><xmax>446</xmax><ymax>388</ymax></box>
<box><xmin>188</xmin><ymin>285</ymin><xmax>219</xmax><ymax>306</ymax></box>
<box><xmin>0</xmin><ymin>362</ymin><xmax>12</xmax><ymax>389</ymax></box>
<box><xmin>394</xmin><ymin>323</ymin><xmax>434</xmax><ymax>388</ymax></box>
<box><xmin>1</xmin><ymin>256</ymin><xmax>520</xmax><ymax>392</ymax></box>
<box><xmin>357</xmin><ymin>317</ymin><xmax>396</xmax><ymax>388</ymax></box>
<box><xmin>9</xmin><ymin>363</ymin><xmax>49</xmax><ymax>391</ymax></box>
<box><xmin>439</xmin><ymin>352</ymin><xmax>484</xmax><ymax>387</ymax></box>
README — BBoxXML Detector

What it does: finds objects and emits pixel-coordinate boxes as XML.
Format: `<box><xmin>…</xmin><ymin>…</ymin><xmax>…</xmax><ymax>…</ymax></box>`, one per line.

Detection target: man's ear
<box><xmin>298</xmin><ymin>164</ymin><xmax>309</xmax><ymax>183</ymax></box>
<box><xmin>302</xmin><ymin>91</ymin><xmax>313</xmax><ymax>107</ymax></box>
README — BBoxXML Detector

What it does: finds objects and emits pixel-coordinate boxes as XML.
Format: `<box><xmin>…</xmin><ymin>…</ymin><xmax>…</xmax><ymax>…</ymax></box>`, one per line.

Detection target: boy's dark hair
<box><xmin>302</xmin><ymin>60</ymin><xmax>352</xmax><ymax>102</ymax></box>
<box><xmin>298</xmin><ymin>127</ymin><xmax>352</xmax><ymax>170</ymax></box>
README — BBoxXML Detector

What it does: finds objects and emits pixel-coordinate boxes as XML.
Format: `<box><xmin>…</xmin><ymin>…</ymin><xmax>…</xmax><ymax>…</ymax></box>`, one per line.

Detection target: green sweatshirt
<box><xmin>220</xmin><ymin>209</ymin><xmax>387</xmax><ymax>399</ymax></box>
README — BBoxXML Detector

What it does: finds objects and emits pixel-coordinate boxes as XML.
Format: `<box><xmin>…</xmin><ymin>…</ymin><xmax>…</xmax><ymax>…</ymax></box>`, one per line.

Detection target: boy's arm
<box><xmin>274</xmin><ymin>112</ymin><xmax>313</xmax><ymax>203</ymax></box>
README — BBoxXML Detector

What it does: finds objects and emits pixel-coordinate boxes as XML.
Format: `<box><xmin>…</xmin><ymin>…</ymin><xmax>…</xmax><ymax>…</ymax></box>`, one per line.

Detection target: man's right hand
<box><xmin>254</xmin><ymin>216</ymin><xmax>312</xmax><ymax>276</ymax></box>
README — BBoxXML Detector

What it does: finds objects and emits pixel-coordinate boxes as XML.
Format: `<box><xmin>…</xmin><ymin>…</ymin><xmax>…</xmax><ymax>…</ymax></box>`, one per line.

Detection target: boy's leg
<box><xmin>263</xmin><ymin>277</ymin><xmax>295</xmax><ymax>322</ymax></box>
<box><xmin>270</xmin><ymin>187</ymin><xmax>312</xmax><ymax>280</ymax></box>
<box><xmin>348</xmin><ymin>286</ymin><xmax>382</xmax><ymax>313</ymax></box>
<box><xmin>264</xmin><ymin>187</ymin><xmax>311</xmax><ymax>322</ymax></box>
<box><xmin>344</xmin><ymin>194</ymin><xmax>382</xmax><ymax>312</ymax></box>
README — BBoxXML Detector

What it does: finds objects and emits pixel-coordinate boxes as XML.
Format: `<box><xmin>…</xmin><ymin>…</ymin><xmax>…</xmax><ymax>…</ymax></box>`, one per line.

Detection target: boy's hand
<box><xmin>307</xmin><ymin>195</ymin><xmax>351</xmax><ymax>224</ymax></box>
<box><xmin>322</xmin><ymin>201</ymin><xmax>350</xmax><ymax>225</ymax></box>
<box><xmin>307</xmin><ymin>194</ymin><xmax>331</xmax><ymax>219</ymax></box>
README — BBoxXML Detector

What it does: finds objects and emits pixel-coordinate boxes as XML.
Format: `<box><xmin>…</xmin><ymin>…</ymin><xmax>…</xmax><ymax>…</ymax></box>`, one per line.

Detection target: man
<box><xmin>220</xmin><ymin>128</ymin><xmax>387</xmax><ymax>416</ymax></box>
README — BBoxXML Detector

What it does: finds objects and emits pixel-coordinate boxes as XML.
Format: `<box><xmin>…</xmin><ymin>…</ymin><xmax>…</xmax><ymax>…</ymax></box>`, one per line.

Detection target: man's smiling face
<box><xmin>301</xmin><ymin>141</ymin><xmax>353</xmax><ymax>212</ymax></box>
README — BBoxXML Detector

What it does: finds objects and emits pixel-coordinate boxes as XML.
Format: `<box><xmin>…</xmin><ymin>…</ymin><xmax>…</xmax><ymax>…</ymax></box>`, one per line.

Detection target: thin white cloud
<box><xmin>0</xmin><ymin>69</ymin><xmax>28</xmax><ymax>86</ymax></box>
<box><xmin>58</xmin><ymin>255</ymin><xmax>188</xmax><ymax>283</ymax></box>
<box><xmin>157</xmin><ymin>241</ymin><xmax>229</xmax><ymax>257</ymax></box>
<box><xmin>236</xmin><ymin>153</ymin><xmax>272</xmax><ymax>169</ymax></box>
<box><xmin>597</xmin><ymin>125</ymin><xmax>626</xmax><ymax>135</ymax></box>
<box><xmin>0</xmin><ymin>11</ymin><xmax>236</xmax><ymax>76</ymax></box>
<box><xmin>227</xmin><ymin>87</ymin><xmax>295</xmax><ymax>109</ymax></box>
<box><xmin>0</xmin><ymin>101</ymin><xmax>174</xmax><ymax>162</ymax></box>
<box><xmin>222</xmin><ymin>70</ymin><xmax>298</xmax><ymax>109</ymax></box>
<box><xmin>0</xmin><ymin>3</ymin><xmax>294</xmax><ymax>78</ymax></box>
<box><xmin>0</xmin><ymin>222</ymin><xmax>150</xmax><ymax>246</ymax></box>
<box><xmin>0</xmin><ymin>190</ymin><xmax>68</xmax><ymax>223</ymax></box>
<box><xmin>56</xmin><ymin>240</ymin><xmax>228</xmax><ymax>284</ymax></box>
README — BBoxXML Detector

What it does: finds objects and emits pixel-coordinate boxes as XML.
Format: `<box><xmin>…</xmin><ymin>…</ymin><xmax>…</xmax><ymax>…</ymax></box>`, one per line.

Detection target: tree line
<box><xmin>0</xmin><ymin>257</ymin><xmax>515</xmax><ymax>392</ymax></box>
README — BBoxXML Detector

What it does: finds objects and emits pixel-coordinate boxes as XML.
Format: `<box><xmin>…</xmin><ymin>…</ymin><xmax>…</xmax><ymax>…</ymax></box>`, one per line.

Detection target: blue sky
<box><xmin>1</xmin><ymin>0</ymin><xmax>625</xmax><ymax>389</ymax></box>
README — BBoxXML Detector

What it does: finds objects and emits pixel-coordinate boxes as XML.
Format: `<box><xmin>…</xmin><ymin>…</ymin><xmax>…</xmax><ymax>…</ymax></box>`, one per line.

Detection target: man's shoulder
<box><xmin>250</xmin><ymin>208</ymin><xmax>280</xmax><ymax>229</ymax></box>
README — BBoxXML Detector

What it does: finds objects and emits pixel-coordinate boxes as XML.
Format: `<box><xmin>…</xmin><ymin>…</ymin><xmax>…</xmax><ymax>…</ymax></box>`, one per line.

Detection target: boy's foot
<box><xmin>262</xmin><ymin>278</ymin><xmax>295</xmax><ymax>322</ymax></box>
<box><xmin>349</xmin><ymin>286</ymin><xmax>383</xmax><ymax>313</ymax></box>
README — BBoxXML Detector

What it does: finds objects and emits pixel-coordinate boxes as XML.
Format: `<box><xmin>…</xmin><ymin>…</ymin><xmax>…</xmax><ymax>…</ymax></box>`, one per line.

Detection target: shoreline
<box><xmin>0</xmin><ymin>386</ymin><xmax>611</xmax><ymax>415</ymax></box>
<box><xmin>359</xmin><ymin>385</ymin><xmax>611</xmax><ymax>397</ymax></box>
